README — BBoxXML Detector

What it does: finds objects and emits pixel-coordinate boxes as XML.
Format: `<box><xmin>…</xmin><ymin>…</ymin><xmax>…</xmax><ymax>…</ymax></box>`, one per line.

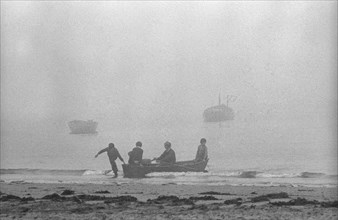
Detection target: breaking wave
<box><xmin>0</xmin><ymin>169</ymin><xmax>86</xmax><ymax>176</ymax></box>
<box><xmin>0</xmin><ymin>169</ymin><xmax>335</xmax><ymax>179</ymax></box>
<box><xmin>0</xmin><ymin>169</ymin><xmax>112</xmax><ymax>176</ymax></box>
<box><xmin>82</xmin><ymin>170</ymin><xmax>114</xmax><ymax>176</ymax></box>
<box><xmin>147</xmin><ymin>170</ymin><xmax>334</xmax><ymax>179</ymax></box>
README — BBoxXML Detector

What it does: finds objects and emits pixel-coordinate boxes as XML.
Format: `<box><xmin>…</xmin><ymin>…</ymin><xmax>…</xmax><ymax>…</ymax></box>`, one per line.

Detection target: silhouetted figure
<box><xmin>195</xmin><ymin>138</ymin><xmax>208</xmax><ymax>162</ymax></box>
<box><xmin>128</xmin><ymin>141</ymin><xmax>143</xmax><ymax>165</ymax></box>
<box><xmin>154</xmin><ymin>141</ymin><xmax>176</xmax><ymax>164</ymax></box>
<box><xmin>95</xmin><ymin>143</ymin><xmax>125</xmax><ymax>178</ymax></box>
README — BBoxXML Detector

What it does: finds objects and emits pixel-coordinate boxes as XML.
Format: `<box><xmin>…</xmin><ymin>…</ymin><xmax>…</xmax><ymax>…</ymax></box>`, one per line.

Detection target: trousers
<box><xmin>110</xmin><ymin>161</ymin><xmax>118</xmax><ymax>174</ymax></box>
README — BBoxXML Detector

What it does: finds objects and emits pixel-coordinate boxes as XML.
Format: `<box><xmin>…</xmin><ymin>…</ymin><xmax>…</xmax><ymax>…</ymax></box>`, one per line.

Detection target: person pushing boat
<box><xmin>153</xmin><ymin>141</ymin><xmax>176</xmax><ymax>164</ymax></box>
<box><xmin>95</xmin><ymin>143</ymin><xmax>125</xmax><ymax>178</ymax></box>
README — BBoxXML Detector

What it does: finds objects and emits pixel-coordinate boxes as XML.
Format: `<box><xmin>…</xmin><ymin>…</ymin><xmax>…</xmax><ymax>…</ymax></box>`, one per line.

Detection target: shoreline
<box><xmin>1</xmin><ymin>182</ymin><xmax>337</xmax><ymax>219</ymax></box>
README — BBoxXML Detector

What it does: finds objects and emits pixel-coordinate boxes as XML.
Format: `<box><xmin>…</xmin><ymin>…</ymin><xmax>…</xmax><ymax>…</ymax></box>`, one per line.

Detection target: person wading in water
<box><xmin>95</xmin><ymin>143</ymin><xmax>125</xmax><ymax>178</ymax></box>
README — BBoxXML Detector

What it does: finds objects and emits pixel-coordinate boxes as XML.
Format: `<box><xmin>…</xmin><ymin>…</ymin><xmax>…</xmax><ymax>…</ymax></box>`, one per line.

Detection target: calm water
<box><xmin>1</xmin><ymin>116</ymin><xmax>337</xmax><ymax>187</ymax></box>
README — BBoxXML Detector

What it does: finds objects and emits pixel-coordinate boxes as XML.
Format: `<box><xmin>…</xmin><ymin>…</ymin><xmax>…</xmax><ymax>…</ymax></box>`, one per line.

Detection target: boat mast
<box><xmin>218</xmin><ymin>93</ymin><xmax>221</xmax><ymax>105</ymax></box>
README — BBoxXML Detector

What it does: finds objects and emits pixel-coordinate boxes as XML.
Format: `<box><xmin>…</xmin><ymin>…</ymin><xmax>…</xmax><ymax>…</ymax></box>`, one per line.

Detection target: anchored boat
<box><xmin>122</xmin><ymin>159</ymin><xmax>208</xmax><ymax>178</ymax></box>
<box><xmin>68</xmin><ymin>120</ymin><xmax>98</xmax><ymax>134</ymax></box>
<box><xmin>203</xmin><ymin>94</ymin><xmax>236</xmax><ymax>122</ymax></box>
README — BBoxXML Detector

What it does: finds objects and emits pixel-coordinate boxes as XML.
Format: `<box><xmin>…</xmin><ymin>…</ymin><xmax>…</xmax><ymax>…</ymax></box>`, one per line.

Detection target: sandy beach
<box><xmin>0</xmin><ymin>181</ymin><xmax>337</xmax><ymax>219</ymax></box>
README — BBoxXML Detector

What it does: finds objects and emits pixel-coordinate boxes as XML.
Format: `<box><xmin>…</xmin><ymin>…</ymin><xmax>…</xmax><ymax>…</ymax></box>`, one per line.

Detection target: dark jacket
<box><xmin>98</xmin><ymin>147</ymin><xmax>124</xmax><ymax>164</ymax></box>
<box><xmin>128</xmin><ymin>147</ymin><xmax>143</xmax><ymax>164</ymax></box>
<box><xmin>157</xmin><ymin>148</ymin><xmax>176</xmax><ymax>164</ymax></box>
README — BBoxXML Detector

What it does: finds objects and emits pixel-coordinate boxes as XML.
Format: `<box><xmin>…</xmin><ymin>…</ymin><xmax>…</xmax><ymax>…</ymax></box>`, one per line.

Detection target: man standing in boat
<box><xmin>154</xmin><ymin>141</ymin><xmax>176</xmax><ymax>164</ymax></box>
<box><xmin>128</xmin><ymin>141</ymin><xmax>143</xmax><ymax>165</ymax></box>
<box><xmin>95</xmin><ymin>143</ymin><xmax>125</xmax><ymax>178</ymax></box>
<box><xmin>195</xmin><ymin>138</ymin><xmax>208</xmax><ymax>162</ymax></box>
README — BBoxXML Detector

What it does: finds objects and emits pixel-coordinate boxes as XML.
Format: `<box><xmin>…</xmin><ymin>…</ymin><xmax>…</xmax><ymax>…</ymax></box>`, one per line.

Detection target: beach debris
<box><xmin>198</xmin><ymin>191</ymin><xmax>234</xmax><ymax>195</ymax></box>
<box><xmin>161</xmin><ymin>182</ymin><xmax>177</xmax><ymax>185</ymax></box>
<box><xmin>249</xmin><ymin>204</ymin><xmax>256</xmax><ymax>209</ymax></box>
<box><xmin>20</xmin><ymin>207</ymin><xmax>30</xmax><ymax>213</ymax></box>
<box><xmin>72</xmin><ymin>196</ymin><xmax>83</xmax><ymax>204</ymax></box>
<box><xmin>71</xmin><ymin>207</ymin><xmax>94</xmax><ymax>214</ymax></box>
<box><xmin>189</xmin><ymin>196</ymin><xmax>219</xmax><ymax>201</ymax></box>
<box><xmin>73</xmin><ymin>194</ymin><xmax>138</xmax><ymax>203</ymax></box>
<box><xmin>0</xmin><ymin>193</ymin><xmax>35</xmax><ymax>203</ymax></box>
<box><xmin>270</xmin><ymin>197</ymin><xmax>317</xmax><ymax>206</ymax></box>
<box><xmin>189</xmin><ymin>204</ymin><xmax>208</xmax><ymax>210</ymax></box>
<box><xmin>250</xmin><ymin>196</ymin><xmax>269</xmax><ymax>203</ymax></box>
<box><xmin>104</xmin><ymin>196</ymin><xmax>138</xmax><ymax>204</ymax></box>
<box><xmin>122</xmin><ymin>191</ymin><xmax>143</xmax><ymax>194</ymax></box>
<box><xmin>39</xmin><ymin>193</ymin><xmax>137</xmax><ymax>204</ymax></box>
<box><xmin>171</xmin><ymin>198</ymin><xmax>195</xmax><ymax>206</ymax></box>
<box><xmin>188</xmin><ymin>203</ymin><xmax>221</xmax><ymax>211</ymax></box>
<box><xmin>321</xmin><ymin>201</ymin><xmax>338</xmax><ymax>208</ymax></box>
<box><xmin>147</xmin><ymin>195</ymin><xmax>179</xmax><ymax>203</ymax></box>
<box><xmin>94</xmin><ymin>190</ymin><xmax>110</xmax><ymax>194</ymax></box>
<box><xmin>0</xmin><ymin>194</ymin><xmax>21</xmax><ymax>201</ymax></box>
<box><xmin>41</xmin><ymin>193</ymin><xmax>64</xmax><ymax>201</ymax></box>
<box><xmin>224</xmin><ymin>198</ymin><xmax>242</xmax><ymax>206</ymax></box>
<box><xmin>77</xmin><ymin>194</ymin><xmax>107</xmax><ymax>201</ymax></box>
<box><xmin>20</xmin><ymin>197</ymin><xmax>35</xmax><ymax>202</ymax></box>
<box><xmin>147</xmin><ymin>195</ymin><xmax>194</xmax><ymax>206</ymax></box>
<box><xmin>250</xmin><ymin>192</ymin><xmax>289</xmax><ymax>203</ymax></box>
<box><xmin>270</xmin><ymin>197</ymin><xmax>338</xmax><ymax>208</ymax></box>
<box><xmin>61</xmin><ymin>189</ymin><xmax>75</xmax><ymax>195</ymax></box>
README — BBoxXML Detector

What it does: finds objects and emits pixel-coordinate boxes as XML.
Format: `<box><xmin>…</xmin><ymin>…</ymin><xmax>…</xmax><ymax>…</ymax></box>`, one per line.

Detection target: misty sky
<box><xmin>1</xmin><ymin>1</ymin><xmax>337</xmax><ymax>125</ymax></box>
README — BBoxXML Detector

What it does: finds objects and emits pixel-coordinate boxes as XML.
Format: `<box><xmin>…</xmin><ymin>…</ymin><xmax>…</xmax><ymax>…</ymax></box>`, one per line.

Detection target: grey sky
<box><xmin>1</xmin><ymin>1</ymin><xmax>336</xmax><ymax>125</ymax></box>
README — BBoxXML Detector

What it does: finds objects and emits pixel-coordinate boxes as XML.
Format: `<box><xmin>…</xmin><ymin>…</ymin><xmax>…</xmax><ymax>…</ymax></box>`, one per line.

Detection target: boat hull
<box><xmin>203</xmin><ymin>104</ymin><xmax>234</xmax><ymax>122</ymax></box>
<box><xmin>122</xmin><ymin>160</ymin><xmax>208</xmax><ymax>178</ymax></box>
<box><xmin>68</xmin><ymin>120</ymin><xmax>98</xmax><ymax>134</ymax></box>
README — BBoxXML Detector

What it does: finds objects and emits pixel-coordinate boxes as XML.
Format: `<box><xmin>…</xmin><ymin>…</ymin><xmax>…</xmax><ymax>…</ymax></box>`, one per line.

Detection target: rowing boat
<box><xmin>122</xmin><ymin>159</ymin><xmax>208</xmax><ymax>178</ymax></box>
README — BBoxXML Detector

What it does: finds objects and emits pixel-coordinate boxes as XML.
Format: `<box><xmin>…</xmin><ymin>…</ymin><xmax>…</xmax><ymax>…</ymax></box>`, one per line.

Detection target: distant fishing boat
<box><xmin>203</xmin><ymin>94</ymin><xmax>236</xmax><ymax>122</ymax></box>
<box><xmin>68</xmin><ymin>120</ymin><xmax>98</xmax><ymax>134</ymax></box>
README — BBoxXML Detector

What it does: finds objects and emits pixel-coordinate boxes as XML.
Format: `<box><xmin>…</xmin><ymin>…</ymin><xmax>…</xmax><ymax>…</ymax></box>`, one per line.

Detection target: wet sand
<box><xmin>0</xmin><ymin>181</ymin><xmax>337</xmax><ymax>219</ymax></box>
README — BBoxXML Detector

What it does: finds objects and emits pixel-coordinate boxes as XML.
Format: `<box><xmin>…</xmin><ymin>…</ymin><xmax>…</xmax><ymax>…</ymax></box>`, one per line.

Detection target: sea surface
<box><xmin>1</xmin><ymin>116</ymin><xmax>337</xmax><ymax>187</ymax></box>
